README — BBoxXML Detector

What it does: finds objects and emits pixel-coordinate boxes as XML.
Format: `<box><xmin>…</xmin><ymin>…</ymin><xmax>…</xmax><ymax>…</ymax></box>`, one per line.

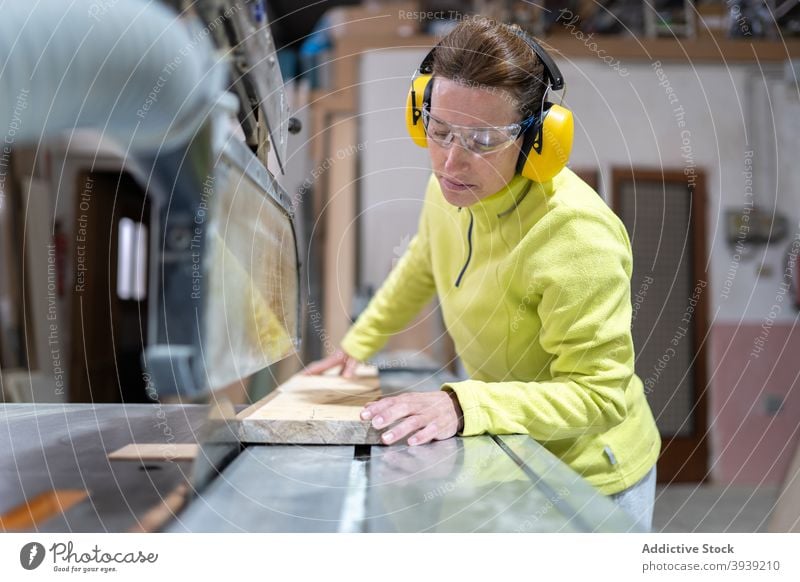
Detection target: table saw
<box><xmin>0</xmin><ymin>370</ymin><xmax>640</xmax><ymax>532</ymax></box>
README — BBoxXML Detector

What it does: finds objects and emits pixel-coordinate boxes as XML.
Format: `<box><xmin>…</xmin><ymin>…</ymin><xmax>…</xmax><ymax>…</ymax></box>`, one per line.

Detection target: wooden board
<box><xmin>236</xmin><ymin>369</ymin><xmax>382</xmax><ymax>445</ymax></box>
<box><xmin>107</xmin><ymin>443</ymin><xmax>199</xmax><ymax>462</ymax></box>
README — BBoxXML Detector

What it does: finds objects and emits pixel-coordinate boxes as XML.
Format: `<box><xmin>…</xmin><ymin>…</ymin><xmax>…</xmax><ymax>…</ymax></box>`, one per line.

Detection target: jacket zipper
<box><xmin>455</xmin><ymin>209</ymin><xmax>474</xmax><ymax>288</ymax></box>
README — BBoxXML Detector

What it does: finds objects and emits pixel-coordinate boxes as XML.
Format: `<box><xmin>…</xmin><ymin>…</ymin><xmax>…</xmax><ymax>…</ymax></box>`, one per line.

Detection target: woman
<box><xmin>305</xmin><ymin>17</ymin><xmax>660</xmax><ymax>530</ymax></box>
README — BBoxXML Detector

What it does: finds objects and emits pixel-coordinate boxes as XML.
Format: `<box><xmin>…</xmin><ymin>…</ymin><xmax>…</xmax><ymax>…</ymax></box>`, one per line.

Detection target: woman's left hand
<box><xmin>361</xmin><ymin>391</ymin><xmax>464</xmax><ymax>446</ymax></box>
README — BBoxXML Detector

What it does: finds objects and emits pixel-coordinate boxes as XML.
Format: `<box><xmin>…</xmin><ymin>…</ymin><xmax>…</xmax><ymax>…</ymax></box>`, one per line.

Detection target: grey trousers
<box><xmin>610</xmin><ymin>465</ymin><xmax>657</xmax><ymax>532</ymax></box>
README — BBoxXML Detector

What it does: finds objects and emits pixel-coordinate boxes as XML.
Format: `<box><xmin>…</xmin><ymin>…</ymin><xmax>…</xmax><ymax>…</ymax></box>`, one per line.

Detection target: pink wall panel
<box><xmin>710</xmin><ymin>323</ymin><xmax>800</xmax><ymax>485</ymax></box>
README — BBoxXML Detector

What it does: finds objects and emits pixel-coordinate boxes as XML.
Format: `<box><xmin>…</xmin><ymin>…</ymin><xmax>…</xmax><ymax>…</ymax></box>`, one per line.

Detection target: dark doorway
<box><xmin>69</xmin><ymin>171</ymin><xmax>151</xmax><ymax>403</ymax></box>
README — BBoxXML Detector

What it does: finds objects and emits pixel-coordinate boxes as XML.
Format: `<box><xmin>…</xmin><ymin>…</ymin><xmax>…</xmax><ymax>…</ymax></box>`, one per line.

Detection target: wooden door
<box><xmin>612</xmin><ymin>168</ymin><xmax>709</xmax><ymax>483</ymax></box>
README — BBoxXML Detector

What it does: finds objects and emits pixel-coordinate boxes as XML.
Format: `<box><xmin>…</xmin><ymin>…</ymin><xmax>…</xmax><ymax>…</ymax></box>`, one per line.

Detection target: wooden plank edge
<box><xmin>238</xmin><ymin>419</ymin><xmax>382</xmax><ymax>445</ymax></box>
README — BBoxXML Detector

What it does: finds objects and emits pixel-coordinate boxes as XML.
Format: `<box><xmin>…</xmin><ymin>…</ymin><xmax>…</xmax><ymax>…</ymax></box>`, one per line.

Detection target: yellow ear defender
<box><xmin>405</xmin><ymin>30</ymin><xmax>574</xmax><ymax>183</ymax></box>
<box><xmin>406</xmin><ymin>71</ymin><xmax>433</xmax><ymax>149</ymax></box>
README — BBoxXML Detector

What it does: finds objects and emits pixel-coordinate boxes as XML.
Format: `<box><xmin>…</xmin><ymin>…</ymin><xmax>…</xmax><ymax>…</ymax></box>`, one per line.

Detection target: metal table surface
<box><xmin>170</xmin><ymin>434</ymin><xmax>639</xmax><ymax>532</ymax></box>
<box><xmin>0</xmin><ymin>403</ymin><xmax>205</xmax><ymax>532</ymax></box>
<box><xmin>1</xmin><ymin>372</ymin><xmax>640</xmax><ymax>533</ymax></box>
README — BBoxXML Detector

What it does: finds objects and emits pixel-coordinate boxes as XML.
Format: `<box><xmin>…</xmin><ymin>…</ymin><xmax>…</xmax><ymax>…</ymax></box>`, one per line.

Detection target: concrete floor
<box><xmin>653</xmin><ymin>484</ymin><xmax>780</xmax><ymax>532</ymax></box>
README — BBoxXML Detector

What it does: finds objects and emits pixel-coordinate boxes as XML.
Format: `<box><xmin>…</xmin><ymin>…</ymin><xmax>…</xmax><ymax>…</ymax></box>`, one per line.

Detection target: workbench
<box><xmin>1</xmin><ymin>371</ymin><xmax>640</xmax><ymax>532</ymax></box>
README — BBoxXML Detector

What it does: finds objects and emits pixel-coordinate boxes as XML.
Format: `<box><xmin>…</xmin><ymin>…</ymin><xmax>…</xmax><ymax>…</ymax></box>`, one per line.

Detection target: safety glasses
<box><xmin>422</xmin><ymin>109</ymin><xmax>535</xmax><ymax>155</ymax></box>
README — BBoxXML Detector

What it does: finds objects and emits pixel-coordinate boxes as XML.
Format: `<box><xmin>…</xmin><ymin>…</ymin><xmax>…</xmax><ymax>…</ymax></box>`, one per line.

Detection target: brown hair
<box><xmin>432</xmin><ymin>18</ymin><xmax>546</xmax><ymax>120</ymax></box>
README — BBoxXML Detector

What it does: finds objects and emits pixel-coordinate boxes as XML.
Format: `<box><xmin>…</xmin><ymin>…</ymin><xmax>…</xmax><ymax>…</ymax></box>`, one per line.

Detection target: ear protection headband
<box><xmin>405</xmin><ymin>28</ymin><xmax>573</xmax><ymax>183</ymax></box>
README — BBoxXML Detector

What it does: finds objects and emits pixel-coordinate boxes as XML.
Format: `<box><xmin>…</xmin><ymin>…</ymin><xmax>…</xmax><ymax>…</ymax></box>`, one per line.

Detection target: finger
<box><xmin>303</xmin><ymin>361</ymin><xmax>337</xmax><ymax>375</ymax></box>
<box><xmin>360</xmin><ymin>402</ymin><xmax>378</xmax><ymax>420</ymax></box>
<box><xmin>303</xmin><ymin>352</ymin><xmax>344</xmax><ymax>375</ymax></box>
<box><xmin>360</xmin><ymin>396</ymin><xmax>400</xmax><ymax>422</ymax></box>
<box><xmin>407</xmin><ymin>422</ymin><xmax>440</xmax><ymax>446</ymax></box>
<box><xmin>341</xmin><ymin>357</ymin><xmax>359</xmax><ymax>378</ymax></box>
<box><xmin>368</xmin><ymin>398</ymin><xmax>414</xmax><ymax>429</ymax></box>
<box><xmin>380</xmin><ymin>414</ymin><xmax>426</xmax><ymax>445</ymax></box>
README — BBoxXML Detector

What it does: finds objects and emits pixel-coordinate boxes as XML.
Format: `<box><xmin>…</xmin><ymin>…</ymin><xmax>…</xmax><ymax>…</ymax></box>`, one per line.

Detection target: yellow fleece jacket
<box><xmin>341</xmin><ymin>169</ymin><xmax>661</xmax><ymax>495</ymax></box>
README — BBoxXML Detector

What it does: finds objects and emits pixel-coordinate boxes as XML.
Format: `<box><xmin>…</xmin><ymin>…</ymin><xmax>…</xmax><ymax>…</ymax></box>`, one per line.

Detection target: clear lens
<box><xmin>422</xmin><ymin>110</ymin><xmax>522</xmax><ymax>155</ymax></box>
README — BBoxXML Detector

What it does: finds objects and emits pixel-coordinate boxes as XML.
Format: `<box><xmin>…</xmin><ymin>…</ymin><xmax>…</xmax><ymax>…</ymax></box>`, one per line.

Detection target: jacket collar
<box><xmin>464</xmin><ymin>174</ymin><xmax>554</xmax><ymax>227</ymax></box>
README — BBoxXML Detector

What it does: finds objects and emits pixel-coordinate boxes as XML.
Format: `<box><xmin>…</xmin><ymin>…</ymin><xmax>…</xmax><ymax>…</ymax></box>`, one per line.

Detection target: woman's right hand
<box><xmin>303</xmin><ymin>349</ymin><xmax>362</xmax><ymax>378</ymax></box>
